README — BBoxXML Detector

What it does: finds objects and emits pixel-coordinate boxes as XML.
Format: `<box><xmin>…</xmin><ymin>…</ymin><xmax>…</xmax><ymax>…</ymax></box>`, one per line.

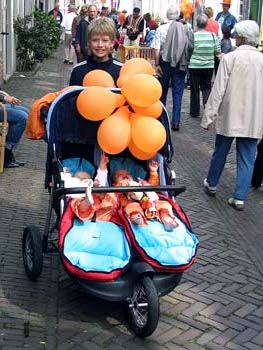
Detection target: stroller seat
<box><xmin>59</xmin><ymin>205</ymin><xmax>131</xmax><ymax>281</ymax></box>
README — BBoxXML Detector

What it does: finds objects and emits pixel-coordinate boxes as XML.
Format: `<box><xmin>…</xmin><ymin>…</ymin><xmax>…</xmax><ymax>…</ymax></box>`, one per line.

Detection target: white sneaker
<box><xmin>228</xmin><ymin>198</ymin><xmax>245</xmax><ymax>211</ymax></box>
<box><xmin>203</xmin><ymin>178</ymin><xmax>217</xmax><ymax>196</ymax></box>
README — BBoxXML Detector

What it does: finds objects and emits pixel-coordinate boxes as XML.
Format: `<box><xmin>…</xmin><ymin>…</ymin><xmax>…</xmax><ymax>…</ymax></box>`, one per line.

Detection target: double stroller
<box><xmin>22</xmin><ymin>86</ymin><xmax>198</xmax><ymax>337</ymax></box>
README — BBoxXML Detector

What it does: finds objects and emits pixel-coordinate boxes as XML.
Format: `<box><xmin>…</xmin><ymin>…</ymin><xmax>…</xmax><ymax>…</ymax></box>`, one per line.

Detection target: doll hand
<box><xmin>148</xmin><ymin>159</ymin><xmax>159</xmax><ymax>172</ymax></box>
<box><xmin>99</xmin><ymin>152</ymin><xmax>109</xmax><ymax>170</ymax></box>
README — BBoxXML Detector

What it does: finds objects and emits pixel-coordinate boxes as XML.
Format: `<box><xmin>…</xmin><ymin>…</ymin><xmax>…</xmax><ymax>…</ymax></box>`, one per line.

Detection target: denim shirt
<box><xmin>215</xmin><ymin>11</ymin><xmax>237</xmax><ymax>31</ymax></box>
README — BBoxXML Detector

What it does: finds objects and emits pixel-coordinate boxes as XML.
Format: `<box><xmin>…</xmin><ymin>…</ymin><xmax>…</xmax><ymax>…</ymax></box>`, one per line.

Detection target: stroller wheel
<box><xmin>127</xmin><ymin>275</ymin><xmax>159</xmax><ymax>337</ymax></box>
<box><xmin>22</xmin><ymin>226</ymin><xmax>43</xmax><ymax>281</ymax></box>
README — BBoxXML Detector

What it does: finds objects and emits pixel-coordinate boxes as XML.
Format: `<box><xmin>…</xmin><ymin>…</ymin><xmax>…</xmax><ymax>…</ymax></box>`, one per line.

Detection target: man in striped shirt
<box><xmin>189</xmin><ymin>14</ymin><xmax>221</xmax><ymax>118</ymax></box>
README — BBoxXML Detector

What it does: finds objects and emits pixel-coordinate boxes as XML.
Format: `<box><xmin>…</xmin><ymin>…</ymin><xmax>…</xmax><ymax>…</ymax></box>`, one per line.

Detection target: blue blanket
<box><xmin>129</xmin><ymin>219</ymin><xmax>198</xmax><ymax>266</ymax></box>
<box><xmin>64</xmin><ymin>220</ymin><xmax>131</xmax><ymax>272</ymax></box>
<box><xmin>63</xmin><ymin>216</ymin><xmax>198</xmax><ymax>272</ymax></box>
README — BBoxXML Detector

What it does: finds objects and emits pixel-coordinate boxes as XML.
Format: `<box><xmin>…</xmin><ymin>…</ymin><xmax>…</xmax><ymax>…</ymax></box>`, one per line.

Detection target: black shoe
<box><xmin>4</xmin><ymin>160</ymin><xmax>20</xmax><ymax>168</ymax></box>
<box><xmin>63</xmin><ymin>59</ymin><xmax>69</xmax><ymax>64</ymax></box>
<box><xmin>171</xmin><ymin>124</ymin><xmax>180</xmax><ymax>131</ymax></box>
<box><xmin>5</xmin><ymin>148</ymin><xmax>25</xmax><ymax>167</ymax></box>
<box><xmin>190</xmin><ymin>114</ymin><xmax>199</xmax><ymax>118</ymax></box>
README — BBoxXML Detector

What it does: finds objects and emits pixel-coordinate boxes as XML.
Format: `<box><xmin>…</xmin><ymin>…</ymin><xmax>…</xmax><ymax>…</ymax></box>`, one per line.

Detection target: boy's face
<box><xmin>88</xmin><ymin>34</ymin><xmax>114</xmax><ymax>62</ymax></box>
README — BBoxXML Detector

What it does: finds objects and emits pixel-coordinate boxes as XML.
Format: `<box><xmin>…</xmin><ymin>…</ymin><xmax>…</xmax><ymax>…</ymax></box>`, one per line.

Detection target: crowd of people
<box><xmin>0</xmin><ymin>1</ymin><xmax>262</xmax><ymax>212</ymax></box>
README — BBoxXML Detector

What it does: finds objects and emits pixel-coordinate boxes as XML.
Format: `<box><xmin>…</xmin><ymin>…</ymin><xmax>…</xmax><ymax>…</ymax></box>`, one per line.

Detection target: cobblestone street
<box><xmin>0</xmin><ymin>47</ymin><xmax>262</xmax><ymax>350</ymax></box>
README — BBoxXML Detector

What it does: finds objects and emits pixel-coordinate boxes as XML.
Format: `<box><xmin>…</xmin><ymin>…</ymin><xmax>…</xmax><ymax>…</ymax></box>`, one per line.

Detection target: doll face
<box><xmin>113</xmin><ymin>169</ymin><xmax>133</xmax><ymax>185</ymax></box>
<box><xmin>74</xmin><ymin>171</ymin><xmax>91</xmax><ymax>183</ymax></box>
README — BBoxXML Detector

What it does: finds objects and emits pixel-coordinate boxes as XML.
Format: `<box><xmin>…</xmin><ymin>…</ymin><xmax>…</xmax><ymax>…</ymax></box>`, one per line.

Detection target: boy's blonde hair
<box><xmin>88</xmin><ymin>17</ymin><xmax>116</xmax><ymax>42</ymax></box>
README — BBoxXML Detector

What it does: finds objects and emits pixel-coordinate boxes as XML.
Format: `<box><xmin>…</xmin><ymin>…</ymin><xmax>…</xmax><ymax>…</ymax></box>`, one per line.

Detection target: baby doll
<box><xmin>113</xmin><ymin>160</ymin><xmax>178</xmax><ymax>231</ymax></box>
<box><xmin>65</xmin><ymin>153</ymin><xmax>118</xmax><ymax>222</ymax></box>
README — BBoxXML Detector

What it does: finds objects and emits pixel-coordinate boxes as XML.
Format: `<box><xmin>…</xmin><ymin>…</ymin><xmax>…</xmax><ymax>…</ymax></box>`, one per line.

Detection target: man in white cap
<box><xmin>215</xmin><ymin>0</ymin><xmax>237</xmax><ymax>32</ymax></box>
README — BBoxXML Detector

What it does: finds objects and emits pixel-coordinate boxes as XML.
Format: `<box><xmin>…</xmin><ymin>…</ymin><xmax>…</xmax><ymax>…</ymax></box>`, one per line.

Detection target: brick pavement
<box><xmin>0</xmin><ymin>47</ymin><xmax>262</xmax><ymax>350</ymax></box>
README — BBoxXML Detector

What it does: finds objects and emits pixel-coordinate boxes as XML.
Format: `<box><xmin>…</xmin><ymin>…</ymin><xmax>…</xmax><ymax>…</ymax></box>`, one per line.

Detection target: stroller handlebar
<box><xmin>54</xmin><ymin>185</ymin><xmax>186</xmax><ymax>199</ymax></box>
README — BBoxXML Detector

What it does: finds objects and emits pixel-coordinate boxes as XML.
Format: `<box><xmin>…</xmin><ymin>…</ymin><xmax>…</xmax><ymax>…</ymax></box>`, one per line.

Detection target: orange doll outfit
<box><xmin>113</xmin><ymin>168</ymin><xmax>178</xmax><ymax>230</ymax></box>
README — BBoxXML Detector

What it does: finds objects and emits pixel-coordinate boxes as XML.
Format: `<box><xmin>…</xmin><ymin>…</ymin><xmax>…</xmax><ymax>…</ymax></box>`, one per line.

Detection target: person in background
<box><xmin>189</xmin><ymin>14</ymin><xmax>221</xmax><ymax>118</ymax></box>
<box><xmin>109</xmin><ymin>8</ymin><xmax>120</xmax><ymax>30</ymax></box>
<box><xmin>145</xmin><ymin>24</ymin><xmax>158</xmax><ymax>46</ymax></box>
<box><xmin>71</xmin><ymin>5</ymin><xmax>89</xmax><ymax>63</ymax></box>
<box><xmin>76</xmin><ymin>5</ymin><xmax>98</xmax><ymax>60</ymax></box>
<box><xmin>0</xmin><ymin>91</ymin><xmax>29</xmax><ymax>168</ymax></box>
<box><xmin>118</xmin><ymin>9</ymin><xmax>127</xmax><ymax>28</ymax></box>
<box><xmin>251</xmin><ymin>138</ymin><xmax>263</xmax><ymax>191</ymax></box>
<box><xmin>123</xmin><ymin>7</ymin><xmax>144</xmax><ymax>46</ymax></box>
<box><xmin>152</xmin><ymin>4</ymin><xmax>193</xmax><ymax>131</ymax></box>
<box><xmin>201</xmin><ymin>20</ymin><xmax>263</xmax><ymax>211</ymax></box>
<box><xmin>61</xmin><ymin>5</ymin><xmax>77</xmax><ymax>65</ymax></box>
<box><xmin>100</xmin><ymin>6</ymin><xmax>109</xmax><ymax>18</ymax></box>
<box><xmin>69</xmin><ymin>17</ymin><xmax>122</xmax><ymax>87</ymax></box>
<box><xmin>215</xmin><ymin>0</ymin><xmax>237</xmax><ymax>32</ymax></box>
<box><xmin>48</xmin><ymin>1</ymin><xmax>63</xmax><ymax>28</ymax></box>
<box><xmin>221</xmin><ymin>27</ymin><xmax>232</xmax><ymax>53</ymax></box>
<box><xmin>144</xmin><ymin>13</ymin><xmax>159</xmax><ymax>32</ymax></box>
<box><xmin>205</xmin><ymin>7</ymin><xmax>221</xmax><ymax>74</ymax></box>
<box><xmin>205</xmin><ymin>7</ymin><xmax>220</xmax><ymax>36</ymax></box>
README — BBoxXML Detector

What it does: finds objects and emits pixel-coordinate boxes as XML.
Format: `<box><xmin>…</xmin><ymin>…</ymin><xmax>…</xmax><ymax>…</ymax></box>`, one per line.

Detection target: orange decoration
<box><xmin>131</xmin><ymin>117</ymin><xmax>166</xmax><ymax>153</ymax></box>
<box><xmin>129</xmin><ymin>112</ymin><xmax>145</xmax><ymax>125</ymax></box>
<box><xmin>121</xmin><ymin>74</ymin><xmax>162</xmax><ymax>108</ymax></box>
<box><xmin>114</xmin><ymin>93</ymin><xmax>126</xmax><ymax>108</ymax></box>
<box><xmin>82</xmin><ymin>70</ymin><xmax>115</xmax><ymax>87</ymax></box>
<box><xmin>117</xmin><ymin>58</ymin><xmax>154</xmax><ymax>88</ymax></box>
<box><xmin>110</xmin><ymin>106</ymin><xmax>130</xmax><ymax>121</ymax></box>
<box><xmin>130</xmin><ymin>100</ymin><xmax>163</xmax><ymax>119</ymax></box>
<box><xmin>76</xmin><ymin>87</ymin><xmax>117</xmax><ymax>121</ymax></box>
<box><xmin>97</xmin><ymin>115</ymin><xmax>131</xmax><ymax>154</ymax></box>
<box><xmin>129</xmin><ymin>140</ymin><xmax>156</xmax><ymax>160</ymax></box>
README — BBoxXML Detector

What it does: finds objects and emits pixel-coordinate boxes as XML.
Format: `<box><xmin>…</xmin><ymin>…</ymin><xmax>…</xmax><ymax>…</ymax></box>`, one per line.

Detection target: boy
<box><xmin>69</xmin><ymin>17</ymin><xmax>122</xmax><ymax>86</ymax></box>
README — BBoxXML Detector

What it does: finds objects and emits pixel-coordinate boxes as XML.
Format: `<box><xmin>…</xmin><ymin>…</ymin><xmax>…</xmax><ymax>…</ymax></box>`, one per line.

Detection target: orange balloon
<box><xmin>131</xmin><ymin>117</ymin><xmax>166</xmax><ymax>153</ymax></box>
<box><xmin>98</xmin><ymin>115</ymin><xmax>131</xmax><ymax>154</ymax></box>
<box><xmin>117</xmin><ymin>58</ymin><xmax>154</xmax><ymax>88</ymax></box>
<box><xmin>110</xmin><ymin>106</ymin><xmax>130</xmax><ymax>121</ymax></box>
<box><xmin>129</xmin><ymin>112</ymin><xmax>145</xmax><ymax>125</ymax></box>
<box><xmin>129</xmin><ymin>140</ymin><xmax>156</xmax><ymax>160</ymax></box>
<box><xmin>115</xmin><ymin>93</ymin><xmax>126</xmax><ymax>108</ymax></box>
<box><xmin>122</xmin><ymin>74</ymin><xmax>162</xmax><ymax>108</ymax></box>
<box><xmin>77</xmin><ymin>87</ymin><xmax>117</xmax><ymax>121</ymax></box>
<box><xmin>130</xmin><ymin>100</ymin><xmax>163</xmax><ymax>119</ymax></box>
<box><xmin>82</xmin><ymin>70</ymin><xmax>115</xmax><ymax>88</ymax></box>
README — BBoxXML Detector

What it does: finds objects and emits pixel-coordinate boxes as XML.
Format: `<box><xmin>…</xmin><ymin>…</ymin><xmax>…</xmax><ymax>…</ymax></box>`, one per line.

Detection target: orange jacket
<box><xmin>25</xmin><ymin>91</ymin><xmax>63</xmax><ymax>140</ymax></box>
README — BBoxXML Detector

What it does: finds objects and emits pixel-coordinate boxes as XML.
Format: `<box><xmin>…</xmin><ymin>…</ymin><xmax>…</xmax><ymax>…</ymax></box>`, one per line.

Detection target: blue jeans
<box><xmin>0</xmin><ymin>104</ymin><xmax>29</xmax><ymax>148</ymax></box>
<box><xmin>207</xmin><ymin>134</ymin><xmax>258</xmax><ymax>200</ymax></box>
<box><xmin>159</xmin><ymin>60</ymin><xmax>186</xmax><ymax>125</ymax></box>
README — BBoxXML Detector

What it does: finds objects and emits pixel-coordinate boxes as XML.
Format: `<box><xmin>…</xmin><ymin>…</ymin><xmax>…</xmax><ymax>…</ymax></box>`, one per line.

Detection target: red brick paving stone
<box><xmin>232</xmin><ymin>328</ymin><xmax>260</xmax><ymax>344</ymax></box>
<box><xmin>182</xmin><ymin>302</ymin><xmax>207</xmax><ymax>317</ymax></box>
<box><xmin>226</xmin><ymin>342</ymin><xmax>257</xmax><ymax>350</ymax></box>
<box><xmin>213</xmin><ymin>328</ymin><xmax>240</xmax><ymax>346</ymax></box>
<box><xmin>234</xmin><ymin>303</ymin><xmax>258</xmax><ymax>318</ymax></box>
<box><xmin>172</xmin><ymin>328</ymin><xmax>203</xmax><ymax>346</ymax></box>
<box><xmin>196</xmin><ymin>329</ymin><xmax>222</xmax><ymax>346</ymax></box>
<box><xmin>244</xmin><ymin>342</ymin><xmax>263</xmax><ymax>350</ymax></box>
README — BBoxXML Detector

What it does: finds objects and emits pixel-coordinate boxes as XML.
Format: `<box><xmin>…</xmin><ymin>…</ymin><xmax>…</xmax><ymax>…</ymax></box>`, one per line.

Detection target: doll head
<box><xmin>112</xmin><ymin>169</ymin><xmax>133</xmax><ymax>186</ymax></box>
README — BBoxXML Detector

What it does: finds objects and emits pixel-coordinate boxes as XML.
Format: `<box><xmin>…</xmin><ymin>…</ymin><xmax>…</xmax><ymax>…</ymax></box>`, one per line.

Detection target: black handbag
<box><xmin>128</xmin><ymin>32</ymin><xmax>138</xmax><ymax>41</ymax></box>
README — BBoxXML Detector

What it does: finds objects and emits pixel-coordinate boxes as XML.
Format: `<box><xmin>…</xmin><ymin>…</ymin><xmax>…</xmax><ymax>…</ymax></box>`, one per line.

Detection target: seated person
<box><xmin>112</xmin><ymin>159</ymin><xmax>178</xmax><ymax>231</ymax></box>
<box><xmin>0</xmin><ymin>91</ymin><xmax>29</xmax><ymax>168</ymax></box>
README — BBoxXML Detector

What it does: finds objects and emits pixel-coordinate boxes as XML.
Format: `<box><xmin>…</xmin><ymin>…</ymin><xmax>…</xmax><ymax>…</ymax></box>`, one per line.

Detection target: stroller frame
<box><xmin>22</xmin><ymin>87</ymin><xmax>195</xmax><ymax>338</ymax></box>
